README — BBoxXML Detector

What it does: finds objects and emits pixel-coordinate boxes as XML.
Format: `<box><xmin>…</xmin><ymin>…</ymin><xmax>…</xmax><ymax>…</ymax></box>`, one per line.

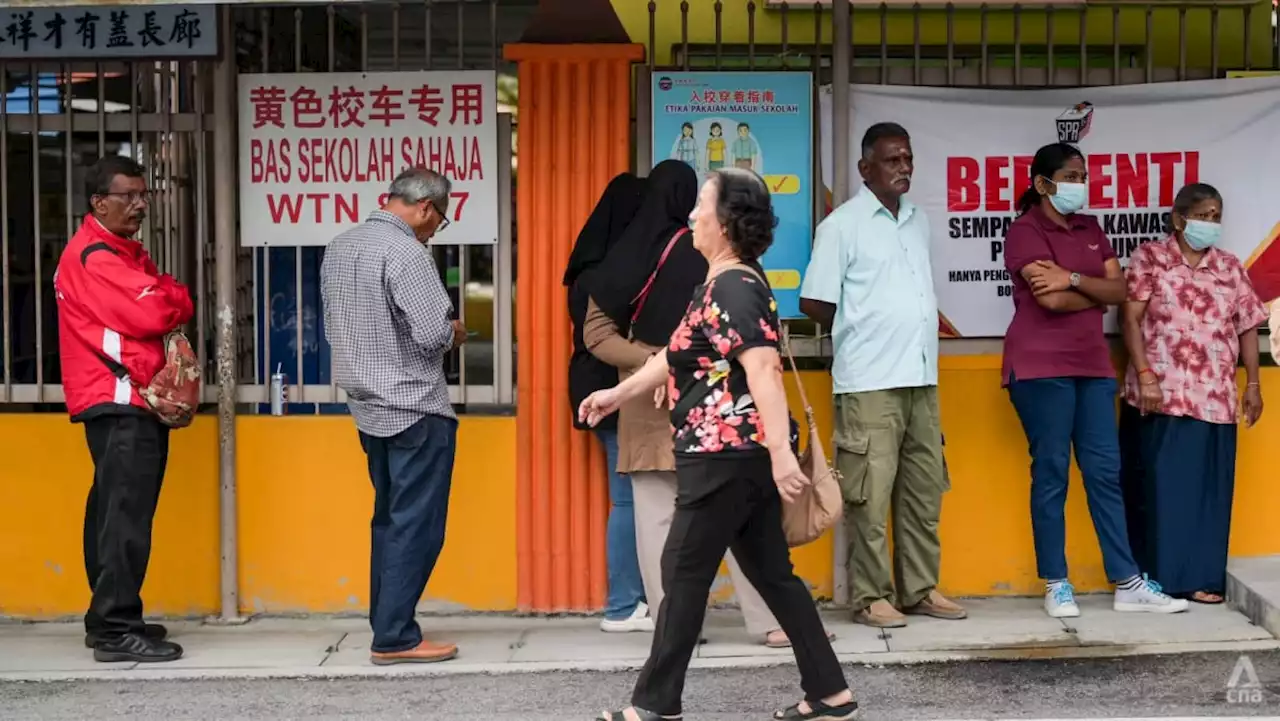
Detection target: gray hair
<box><xmin>387</xmin><ymin>167</ymin><xmax>451</xmax><ymax>205</ymax></box>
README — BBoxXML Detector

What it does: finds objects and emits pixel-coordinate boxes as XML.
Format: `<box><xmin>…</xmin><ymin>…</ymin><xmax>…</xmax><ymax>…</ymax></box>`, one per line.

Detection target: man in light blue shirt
<box><xmin>800</xmin><ymin>122</ymin><xmax>965</xmax><ymax>629</ymax></box>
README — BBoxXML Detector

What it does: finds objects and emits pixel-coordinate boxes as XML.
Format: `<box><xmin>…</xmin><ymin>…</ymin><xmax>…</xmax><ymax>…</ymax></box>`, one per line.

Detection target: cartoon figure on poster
<box><xmin>676</xmin><ymin>122</ymin><xmax>699</xmax><ymax>167</ymax></box>
<box><xmin>668</xmin><ymin>118</ymin><xmax>765</xmax><ymax>177</ymax></box>
<box><xmin>731</xmin><ymin>122</ymin><xmax>761</xmax><ymax>172</ymax></box>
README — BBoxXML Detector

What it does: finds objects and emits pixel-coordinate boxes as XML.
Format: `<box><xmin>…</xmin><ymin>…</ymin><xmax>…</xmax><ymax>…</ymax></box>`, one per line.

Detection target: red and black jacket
<box><xmin>54</xmin><ymin>215</ymin><xmax>193</xmax><ymax>421</ymax></box>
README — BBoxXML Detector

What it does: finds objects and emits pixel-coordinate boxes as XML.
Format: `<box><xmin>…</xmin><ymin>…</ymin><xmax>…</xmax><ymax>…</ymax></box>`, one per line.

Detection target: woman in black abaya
<box><xmin>565</xmin><ymin>171</ymin><xmax>650</xmax><ymax>629</ymax></box>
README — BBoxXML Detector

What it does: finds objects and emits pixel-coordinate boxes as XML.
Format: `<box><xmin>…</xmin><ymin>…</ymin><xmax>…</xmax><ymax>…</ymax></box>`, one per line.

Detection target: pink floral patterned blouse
<box><xmin>1124</xmin><ymin>236</ymin><xmax>1267</xmax><ymax>424</ymax></box>
<box><xmin>666</xmin><ymin>268</ymin><xmax>782</xmax><ymax>454</ymax></box>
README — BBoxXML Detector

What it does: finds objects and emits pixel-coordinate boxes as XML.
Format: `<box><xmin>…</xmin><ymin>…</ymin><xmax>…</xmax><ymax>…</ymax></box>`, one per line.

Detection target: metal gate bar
<box><xmin>0</xmin><ymin>1</ymin><xmax>521</xmax><ymax>412</ymax></box>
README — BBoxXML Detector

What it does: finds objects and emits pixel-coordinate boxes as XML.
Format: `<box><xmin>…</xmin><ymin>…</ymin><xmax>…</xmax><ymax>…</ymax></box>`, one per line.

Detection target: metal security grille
<box><xmin>633</xmin><ymin>0</ymin><xmax>1280</xmax><ymax>360</ymax></box>
<box><xmin>0</xmin><ymin>0</ymin><xmax>524</xmax><ymax>411</ymax></box>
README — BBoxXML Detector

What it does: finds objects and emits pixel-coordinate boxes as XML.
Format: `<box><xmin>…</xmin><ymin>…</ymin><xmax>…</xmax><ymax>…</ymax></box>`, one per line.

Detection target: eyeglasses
<box><xmin>430</xmin><ymin>200</ymin><xmax>451</xmax><ymax>233</ymax></box>
<box><xmin>99</xmin><ymin>190</ymin><xmax>152</xmax><ymax>205</ymax></box>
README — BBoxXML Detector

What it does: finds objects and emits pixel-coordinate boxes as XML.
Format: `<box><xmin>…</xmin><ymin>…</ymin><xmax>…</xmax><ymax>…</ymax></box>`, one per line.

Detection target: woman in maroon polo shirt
<box><xmin>1002</xmin><ymin>142</ymin><xmax>1188</xmax><ymax>619</ymax></box>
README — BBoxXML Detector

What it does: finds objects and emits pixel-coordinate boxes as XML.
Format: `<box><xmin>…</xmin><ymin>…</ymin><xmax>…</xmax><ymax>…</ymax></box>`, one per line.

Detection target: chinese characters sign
<box><xmin>653</xmin><ymin>72</ymin><xmax>814</xmax><ymax>319</ymax></box>
<box><xmin>0</xmin><ymin>6</ymin><xmax>215</xmax><ymax>59</ymax></box>
<box><xmin>238</xmin><ymin>71</ymin><xmax>499</xmax><ymax>247</ymax></box>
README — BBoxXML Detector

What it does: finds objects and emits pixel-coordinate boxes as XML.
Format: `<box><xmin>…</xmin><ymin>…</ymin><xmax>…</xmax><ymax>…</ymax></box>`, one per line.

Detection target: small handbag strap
<box><xmin>630</xmin><ymin>227</ymin><xmax>689</xmax><ymax>325</ymax></box>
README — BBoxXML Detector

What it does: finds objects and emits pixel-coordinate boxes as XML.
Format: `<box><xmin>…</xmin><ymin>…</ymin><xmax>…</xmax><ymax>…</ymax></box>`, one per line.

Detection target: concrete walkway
<box><xmin>1</xmin><ymin>596</ymin><xmax>1276</xmax><ymax>682</ymax></box>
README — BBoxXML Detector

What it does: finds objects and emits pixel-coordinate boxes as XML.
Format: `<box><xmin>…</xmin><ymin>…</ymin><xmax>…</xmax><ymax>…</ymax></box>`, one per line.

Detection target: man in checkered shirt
<box><xmin>320</xmin><ymin>166</ymin><xmax>467</xmax><ymax>665</ymax></box>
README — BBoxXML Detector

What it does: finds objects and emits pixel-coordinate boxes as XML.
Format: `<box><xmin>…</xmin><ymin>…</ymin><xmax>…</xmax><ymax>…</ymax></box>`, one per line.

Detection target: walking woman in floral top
<box><xmin>579</xmin><ymin>168</ymin><xmax>856</xmax><ymax>721</ymax></box>
<box><xmin>1121</xmin><ymin>182</ymin><xmax>1267</xmax><ymax>605</ymax></box>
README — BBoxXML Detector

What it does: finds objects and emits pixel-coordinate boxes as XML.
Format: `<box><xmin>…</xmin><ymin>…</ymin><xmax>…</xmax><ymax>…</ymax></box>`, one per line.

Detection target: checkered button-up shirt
<box><xmin>321</xmin><ymin>210</ymin><xmax>456</xmax><ymax>437</ymax></box>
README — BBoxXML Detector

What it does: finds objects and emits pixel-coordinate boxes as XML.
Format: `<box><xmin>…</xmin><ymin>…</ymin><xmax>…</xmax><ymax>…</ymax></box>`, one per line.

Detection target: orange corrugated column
<box><xmin>505</xmin><ymin>43</ymin><xmax>645</xmax><ymax>613</ymax></box>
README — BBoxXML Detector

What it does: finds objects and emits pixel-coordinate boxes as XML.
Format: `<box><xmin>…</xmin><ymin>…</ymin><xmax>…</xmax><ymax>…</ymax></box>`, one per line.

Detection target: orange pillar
<box><xmin>505</xmin><ymin>43</ymin><xmax>645</xmax><ymax>613</ymax></box>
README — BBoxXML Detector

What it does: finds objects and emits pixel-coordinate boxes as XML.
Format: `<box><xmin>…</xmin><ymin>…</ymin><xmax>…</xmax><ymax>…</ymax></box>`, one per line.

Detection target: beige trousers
<box><xmin>631</xmin><ymin>470</ymin><xmax>779</xmax><ymax>636</ymax></box>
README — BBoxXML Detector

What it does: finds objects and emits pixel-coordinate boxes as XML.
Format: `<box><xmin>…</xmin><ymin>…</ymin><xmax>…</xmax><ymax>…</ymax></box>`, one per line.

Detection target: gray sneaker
<box><xmin>1114</xmin><ymin>575</ymin><xmax>1190</xmax><ymax>614</ymax></box>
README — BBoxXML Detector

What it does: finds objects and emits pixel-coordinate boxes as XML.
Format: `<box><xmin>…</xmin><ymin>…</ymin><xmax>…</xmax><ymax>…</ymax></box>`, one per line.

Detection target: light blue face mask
<box><xmin>1046</xmin><ymin>181</ymin><xmax>1087</xmax><ymax>215</ymax></box>
<box><xmin>1182</xmin><ymin>219</ymin><xmax>1222</xmax><ymax>250</ymax></box>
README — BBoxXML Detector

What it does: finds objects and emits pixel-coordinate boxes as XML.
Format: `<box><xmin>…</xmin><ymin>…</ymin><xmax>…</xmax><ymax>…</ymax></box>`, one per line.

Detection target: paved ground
<box><xmin>1</xmin><ymin>650</ymin><xmax>1278</xmax><ymax>720</ymax></box>
<box><xmin>2</xmin><ymin>597</ymin><xmax>1276</xmax><ymax>681</ymax></box>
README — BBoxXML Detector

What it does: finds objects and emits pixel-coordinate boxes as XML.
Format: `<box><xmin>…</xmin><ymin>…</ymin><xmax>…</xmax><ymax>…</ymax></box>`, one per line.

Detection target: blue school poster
<box><xmin>652</xmin><ymin>71</ymin><xmax>814</xmax><ymax>319</ymax></box>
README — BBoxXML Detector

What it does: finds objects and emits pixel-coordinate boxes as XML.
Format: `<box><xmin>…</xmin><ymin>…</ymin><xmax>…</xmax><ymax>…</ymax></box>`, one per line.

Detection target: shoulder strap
<box><xmin>630</xmin><ymin>227</ymin><xmax>689</xmax><ymax>325</ymax></box>
<box><xmin>722</xmin><ymin>263</ymin><xmax>816</xmax><ymax>427</ymax></box>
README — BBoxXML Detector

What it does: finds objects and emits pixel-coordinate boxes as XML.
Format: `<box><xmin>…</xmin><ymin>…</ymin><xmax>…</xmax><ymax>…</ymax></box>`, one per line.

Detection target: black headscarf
<box><xmin>565</xmin><ymin>172</ymin><xmax>647</xmax><ymax>431</ymax></box>
<box><xmin>563</xmin><ymin>172</ymin><xmax>646</xmax><ymax>289</ymax></box>
<box><xmin>578</xmin><ymin>159</ymin><xmax>704</xmax><ymax>347</ymax></box>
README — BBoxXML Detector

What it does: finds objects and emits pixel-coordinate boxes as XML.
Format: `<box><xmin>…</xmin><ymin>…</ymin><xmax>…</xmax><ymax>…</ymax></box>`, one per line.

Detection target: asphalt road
<box><xmin>2</xmin><ymin>651</ymin><xmax>1278</xmax><ymax>720</ymax></box>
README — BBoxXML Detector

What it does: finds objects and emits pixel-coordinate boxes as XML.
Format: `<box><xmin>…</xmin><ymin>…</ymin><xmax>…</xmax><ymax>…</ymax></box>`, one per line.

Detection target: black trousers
<box><xmin>631</xmin><ymin>453</ymin><xmax>848</xmax><ymax>716</ymax></box>
<box><xmin>81</xmin><ymin>413</ymin><xmax>170</xmax><ymax>639</ymax></box>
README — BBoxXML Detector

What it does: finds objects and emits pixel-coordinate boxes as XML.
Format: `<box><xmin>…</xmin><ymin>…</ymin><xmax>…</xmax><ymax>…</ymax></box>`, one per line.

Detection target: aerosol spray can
<box><xmin>270</xmin><ymin>363</ymin><xmax>288</xmax><ymax>416</ymax></box>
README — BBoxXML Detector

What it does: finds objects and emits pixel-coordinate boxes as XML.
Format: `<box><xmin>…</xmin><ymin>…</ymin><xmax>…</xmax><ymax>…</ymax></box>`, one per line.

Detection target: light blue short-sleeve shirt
<box><xmin>800</xmin><ymin>184</ymin><xmax>939</xmax><ymax>395</ymax></box>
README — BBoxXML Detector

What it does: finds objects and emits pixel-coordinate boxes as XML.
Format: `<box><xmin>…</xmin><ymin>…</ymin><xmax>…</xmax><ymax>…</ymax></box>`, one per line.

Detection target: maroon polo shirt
<box><xmin>1001</xmin><ymin>205</ymin><xmax>1117</xmax><ymax>387</ymax></box>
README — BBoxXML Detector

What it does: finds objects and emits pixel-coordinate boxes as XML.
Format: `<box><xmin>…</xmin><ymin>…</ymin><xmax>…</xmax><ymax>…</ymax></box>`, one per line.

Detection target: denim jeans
<box><xmin>1007</xmin><ymin>376</ymin><xmax>1139</xmax><ymax>583</ymax></box>
<box><xmin>595</xmin><ymin>428</ymin><xmax>645</xmax><ymax>619</ymax></box>
<box><xmin>359</xmin><ymin>414</ymin><xmax>457</xmax><ymax>653</ymax></box>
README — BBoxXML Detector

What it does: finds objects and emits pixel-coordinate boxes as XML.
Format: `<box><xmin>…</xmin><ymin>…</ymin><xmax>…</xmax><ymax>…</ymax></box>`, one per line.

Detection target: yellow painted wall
<box><xmin>0</xmin><ymin>414</ymin><xmax>516</xmax><ymax>619</ymax></box>
<box><xmin>0</xmin><ymin>416</ymin><xmax>221</xmax><ymax>619</ymax></box>
<box><xmin>612</xmin><ymin>0</ymin><xmax>1274</xmax><ymax>70</ymax></box>
<box><xmin>3</xmin><ymin>363</ymin><xmax>1278</xmax><ymax>617</ymax></box>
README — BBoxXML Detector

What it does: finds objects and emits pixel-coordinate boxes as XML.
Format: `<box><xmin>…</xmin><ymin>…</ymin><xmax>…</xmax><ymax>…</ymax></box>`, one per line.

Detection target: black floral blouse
<box><xmin>666</xmin><ymin>268</ymin><xmax>784</xmax><ymax>455</ymax></box>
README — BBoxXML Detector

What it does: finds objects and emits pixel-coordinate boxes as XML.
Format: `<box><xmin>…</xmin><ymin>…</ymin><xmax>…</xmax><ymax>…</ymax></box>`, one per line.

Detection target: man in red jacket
<box><xmin>55</xmin><ymin>156</ymin><xmax>192</xmax><ymax>663</ymax></box>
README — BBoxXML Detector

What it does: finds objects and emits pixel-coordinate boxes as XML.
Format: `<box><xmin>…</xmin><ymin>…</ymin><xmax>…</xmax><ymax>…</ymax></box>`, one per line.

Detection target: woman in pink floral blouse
<box><xmin>1121</xmin><ymin>182</ymin><xmax>1267</xmax><ymax>605</ymax></box>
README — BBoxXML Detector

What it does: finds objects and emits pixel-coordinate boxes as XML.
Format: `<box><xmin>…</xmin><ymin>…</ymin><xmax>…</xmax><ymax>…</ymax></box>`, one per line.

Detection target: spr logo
<box><xmin>658</xmin><ymin>76</ymin><xmax>673</xmax><ymax>91</ymax></box>
<box><xmin>1056</xmin><ymin>101</ymin><xmax>1094</xmax><ymax>143</ymax></box>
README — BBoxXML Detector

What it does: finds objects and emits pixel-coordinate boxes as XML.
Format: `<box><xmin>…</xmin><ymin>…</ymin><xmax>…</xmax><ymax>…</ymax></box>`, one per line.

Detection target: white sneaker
<box><xmin>599</xmin><ymin>601</ymin><xmax>655</xmax><ymax>633</ymax></box>
<box><xmin>1113</xmin><ymin>575</ymin><xmax>1190</xmax><ymax>614</ymax></box>
<box><xmin>1045</xmin><ymin>581</ymin><xmax>1081</xmax><ymax>618</ymax></box>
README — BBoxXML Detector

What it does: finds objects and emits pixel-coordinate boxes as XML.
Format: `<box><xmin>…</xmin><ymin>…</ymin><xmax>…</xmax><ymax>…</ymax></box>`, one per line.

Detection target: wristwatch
<box><xmin>1069</xmin><ymin>272</ymin><xmax>1081</xmax><ymax>288</ymax></box>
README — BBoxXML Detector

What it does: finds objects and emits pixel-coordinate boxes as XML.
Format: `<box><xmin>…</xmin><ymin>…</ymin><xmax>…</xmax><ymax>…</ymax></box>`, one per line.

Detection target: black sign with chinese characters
<box><xmin>0</xmin><ymin>5</ymin><xmax>216</xmax><ymax>59</ymax></box>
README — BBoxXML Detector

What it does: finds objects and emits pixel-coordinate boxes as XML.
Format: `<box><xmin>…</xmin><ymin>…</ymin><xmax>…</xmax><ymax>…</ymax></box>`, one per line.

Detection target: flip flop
<box><xmin>1182</xmin><ymin>591</ymin><xmax>1225</xmax><ymax>605</ymax></box>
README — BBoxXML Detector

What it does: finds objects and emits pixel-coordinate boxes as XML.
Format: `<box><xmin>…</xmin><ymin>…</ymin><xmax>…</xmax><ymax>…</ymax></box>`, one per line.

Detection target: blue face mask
<box><xmin>1182</xmin><ymin>219</ymin><xmax>1222</xmax><ymax>250</ymax></box>
<box><xmin>1047</xmin><ymin>181</ymin><xmax>1087</xmax><ymax>215</ymax></box>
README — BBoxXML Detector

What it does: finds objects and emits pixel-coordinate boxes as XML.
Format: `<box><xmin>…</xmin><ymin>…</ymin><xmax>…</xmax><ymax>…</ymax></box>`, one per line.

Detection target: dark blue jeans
<box><xmin>359</xmin><ymin>414</ymin><xmax>457</xmax><ymax>653</ymax></box>
<box><xmin>1007</xmin><ymin>376</ymin><xmax>1139</xmax><ymax>583</ymax></box>
<box><xmin>595</xmin><ymin>427</ymin><xmax>645</xmax><ymax>620</ymax></box>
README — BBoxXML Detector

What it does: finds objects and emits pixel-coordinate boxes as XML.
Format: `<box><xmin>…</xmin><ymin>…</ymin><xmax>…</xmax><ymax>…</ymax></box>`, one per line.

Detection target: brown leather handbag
<box><xmin>729</xmin><ymin>263</ymin><xmax>844</xmax><ymax>546</ymax></box>
<box><xmin>778</xmin><ymin>332</ymin><xmax>845</xmax><ymax>547</ymax></box>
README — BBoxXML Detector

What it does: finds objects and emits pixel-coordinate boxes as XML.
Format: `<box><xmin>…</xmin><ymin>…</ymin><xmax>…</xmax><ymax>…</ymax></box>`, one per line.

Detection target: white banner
<box><xmin>238</xmin><ymin>70</ymin><xmax>499</xmax><ymax>247</ymax></box>
<box><xmin>820</xmin><ymin>77</ymin><xmax>1280</xmax><ymax>338</ymax></box>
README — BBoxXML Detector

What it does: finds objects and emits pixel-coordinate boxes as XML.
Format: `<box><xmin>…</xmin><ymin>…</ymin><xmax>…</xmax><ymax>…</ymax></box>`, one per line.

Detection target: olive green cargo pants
<box><xmin>833</xmin><ymin>387</ymin><xmax>949</xmax><ymax>613</ymax></box>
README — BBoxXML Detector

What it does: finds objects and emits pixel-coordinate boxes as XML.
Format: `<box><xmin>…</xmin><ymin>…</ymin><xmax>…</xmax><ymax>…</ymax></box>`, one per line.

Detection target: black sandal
<box><xmin>773</xmin><ymin>698</ymin><xmax>860</xmax><ymax>720</ymax></box>
<box><xmin>595</xmin><ymin>708</ymin><xmax>682</xmax><ymax>721</ymax></box>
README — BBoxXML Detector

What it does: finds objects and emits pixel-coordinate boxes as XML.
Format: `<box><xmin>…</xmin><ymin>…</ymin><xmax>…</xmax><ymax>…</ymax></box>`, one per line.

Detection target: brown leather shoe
<box><xmin>903</xmin><ymin>590</ymin><xmax>968</xmax><ymax>620</ymax></box>
<box><xmin>852</xmin><ymin>599</ymin><xmax>907</xmax><ymax>628</ymax></box>
<box><xmin>370</xmin><ymin>639</ymin><xmax>458</xmax><ymax>665</ymax></box>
